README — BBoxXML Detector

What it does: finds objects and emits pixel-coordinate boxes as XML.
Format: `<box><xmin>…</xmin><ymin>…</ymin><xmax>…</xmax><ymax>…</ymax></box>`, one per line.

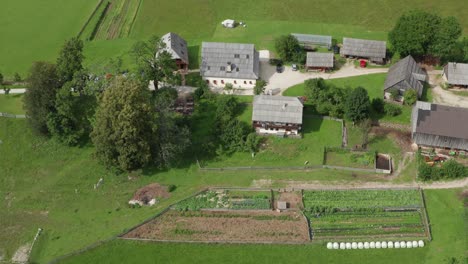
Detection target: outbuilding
<box><xmin>291</xmin><ymin>33</ymin><xmax>332</xmax><ymax>50</ymax></box>
<box><xmin>443</xmin><ymin>62</ymin><xmax>468</xmax><ymax>88</ymax></box>
<box><xmin>160</xmin><ymin>32</ymin><xmax>189</xmax><ymax>71</ymax></box>
<box><xmin>384</xmin><ymin>55</ymin><xmax>427</xmax><ymax>100</ymax></box>
<box><xmin>340</xmin><ymin>38</ymin><xmax>386</xmax><ymax>63</ymax></box>
<box><xmin>306</xmin><ymin>52</ymin><xmax>334</xmax><ymax>71</ymax></box>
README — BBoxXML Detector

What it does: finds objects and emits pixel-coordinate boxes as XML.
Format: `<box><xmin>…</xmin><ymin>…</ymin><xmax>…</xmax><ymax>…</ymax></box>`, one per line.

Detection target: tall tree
<box><xmin>92</xmin><ymin>77</ymin><xmax>154</xmax><ymax>171</ymax></box>
<box><xmin>131</xmin><ymin>35</ymin><xmax>178</xmax><ymax>89</ymax></box>
<box><xmin>430</xmin><ymin>17</ymin><xmax>462</xmax><ymax>60</ymax></box>
<box><xmin>56</xmin><ymin>38</ymin><xmax>84</xmax><ymax>84</ymax></box>
<box><xmin>345</xmin><ymin>87</ymin><xmax>370</xmax><ymax>122</ymax></box>
<box><xmin>389</xmin><ymin>10</ymin><xmax>441</xmax><ymax>57</ymax></box>
<box><xmin>23</xmin><ymin>62</ymin><xmax>60</xmax><ymax>135</ymax></box>
<box><xmin>275</xmin><ymin>34</ymin><xmax>301</xmax><ymax>62</ymax></box>
<box><xmin>254</xmin><ymin>79</ymin><xmax>267</xmax><ymax>95</ymax></box>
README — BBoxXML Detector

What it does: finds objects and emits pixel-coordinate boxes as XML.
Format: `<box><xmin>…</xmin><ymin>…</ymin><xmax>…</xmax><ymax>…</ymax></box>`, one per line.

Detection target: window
<box><xmin>207</xmin><ymin>66</ymin><xmax>211</xmax><ymax>70</ymax></box>
<box><xmin>249</xmin><ymin>81</ymin><xmax>252</xmax><ymax>84</ymax></box>
<box><xmin>220</xmin><ymin>66</ymin><xmax>225</xmax><ymax>71</ymax></box>
<box><xmin>221</xmin><ymin>80</ymin><xmax>225</xmax><ymax>84</ymax></box>
<box><xmin>246</xmin><ymin>54</ymin><xmax>250</xmax><ymax>59</ymax></box>
<box><xmin>206</xmin><ymin>80</ymin><xmax>210</xmax><ymax>84</ymax></box>
<box><xmin>234</xmin><ymin>80</ymin><xmax>237</xmax><ymax>84</ymax></box>
<box><xmin>236</xmin><ymin>67</ymin><xmax>239</xmax><ymax>72</ymax></box>
<box><xmin>213</xmin><ymin>80</ymin><xmax>217</xmax><ymax>85</ymax></box>
<box><xmin>244</xmin><ymin>81</ymin><xmax>247</xmax><ymax>84</ymax></box>
<box><xmin>234</xmin><ymin>54</ymin><xmax>240</xmax><ymax>58</ymax></box>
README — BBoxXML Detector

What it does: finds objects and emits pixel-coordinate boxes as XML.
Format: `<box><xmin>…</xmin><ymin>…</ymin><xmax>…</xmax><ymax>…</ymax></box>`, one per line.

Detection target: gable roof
<box><xmin>253</xmin><ymin>95</ymin><xmax>303</xmax><ymax>124</ymax></box>
<box><xmin>292</xmin><ymin>33</ymin><xmax>332</xmax><ymax>47</ymax></box>
<box><xmin>384</xmin><ymin>55</ymin><xmax>427</xmax><ymax>96</ymax></box>
<box><xmin>201</xmin><ymin>42</ymin><xmax>259</xmax><ymax>79</ymax></box>
<box><xmin>412</xmin><ymin>101</ymin><xmax>468</xmax><ymax>150</ymax></box>
<box><xmin>340</xmin><ymin>38</ymin><xmax>386</xmax><ymax>61</ymax></box>
<box><xmin>161</xmin><ymin>32</ymin><xmax>189</xmax><ymax>64</ymax></box>
<box><xmin>444</xmin><ymin>63</ymin><xmax>468</xmax><ymax>86</ymax></box>
<box><xmin>306</xmin><ymin>52</ymin><xmax>334</xmax><ymax>68</ymax></box>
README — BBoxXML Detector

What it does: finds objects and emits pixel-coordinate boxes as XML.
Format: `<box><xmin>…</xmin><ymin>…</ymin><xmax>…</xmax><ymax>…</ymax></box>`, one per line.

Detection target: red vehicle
<box><xmin>360</xmin><ymin>60</ymin><xmax>367</xmax><ymax>68</ymax></box>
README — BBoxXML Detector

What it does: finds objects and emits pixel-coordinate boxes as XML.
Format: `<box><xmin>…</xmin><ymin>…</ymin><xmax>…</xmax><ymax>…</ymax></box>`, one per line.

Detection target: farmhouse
<box><xmin>292</xmin><ymin>33</ymin><xmax>332</xmax><ymax>50</ymax></box>
<box><xmin>306</xmin><ymin>52</ymin><xmax>334</xmax><ymax>71</ymax></box>
<box><xmin>201</xmin><ymin>42</ymin><xmax>260</xmax><ymax>89</ymax></box>
<box><xmin>384</xmin><ymin>55</ymin><xmax>427</xmax><ymax>100</ymax></box>
<box><xmin>443</xmin><ymin>62</ymin><xmax>468</xmax><ymax>88</ymax></box>
<box><xmin>160</xmin><ymin>32</ymin><xmax>189</xmax><ymax>71</ymax></box>
<box><xmin>411</xmin><ymin>101</ymin><xmax>468</xmax><ymax>151</ymax></box>
<box><xmin>340</xmin><ymin>38</ymin><xmax>386</xmax><ymax>63</ymax></box>
<box><xmin>252</xmin><ymin>95</ymin><xmax>303</xmax><ymax>137</ymax></box>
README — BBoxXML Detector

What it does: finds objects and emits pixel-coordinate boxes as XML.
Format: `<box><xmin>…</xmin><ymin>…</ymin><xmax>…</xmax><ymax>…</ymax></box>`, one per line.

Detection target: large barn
<box><xmin>443</xmin><ymin>62</ymin><xmax>468</xmax><ymax>88</ymax></box>
<box><xmin>252</xmin><ymin>95</ymin><xmax>303</xmax><ymax>137</ymax></box>
<box><xmin>384</xmin><ymin>55</ymin><xmax>427</xmax><ymax>100</ymax></box>
<box><xmin>340</xmin><ymin>38</ymin><xmax>386</xmax><ymax>63</ymax></box>
<box><xmin>160</xmin><ymin>32</ymin><xmax>189</xmax><ymax>71</ymax></box>
<box><xmin>411</xmin><ymin>101</ymin><xmax>468</xmax><ymax>151</ymax></box>
<box><xmin>200</xmin><ymin>42</ymin><xmax>260</xmax><ymax>89</ymax></box>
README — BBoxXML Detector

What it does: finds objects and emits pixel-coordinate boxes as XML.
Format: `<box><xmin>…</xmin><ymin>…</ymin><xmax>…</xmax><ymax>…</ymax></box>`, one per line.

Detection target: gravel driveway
<box><xmin>428</xmin><ymin>70</ymin><xmax>468</xmax><ymax>108</ymax></box>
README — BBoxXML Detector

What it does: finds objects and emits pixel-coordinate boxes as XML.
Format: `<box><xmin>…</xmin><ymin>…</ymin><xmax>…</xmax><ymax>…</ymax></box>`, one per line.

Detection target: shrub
<box><xmin>389</xmin><ymin>89</ymin><xmax>399</xmax><ymax>100</ymax></box>
<box><xmin>371</xmin><ymin>98</ymin><xmax>385</xmax><ymax>113</ymax></box>
<box><xmin>403</xmin><ymin>89</ymin><xmax>418</xmax><ymax>105</ymax></box>
<box><xmin>13</xmin><ymin>72</ymin><xmax>22</xmax><ymax>82</ymax></box>
<box><xmin>384</xmin><ymin>103</ymin><xmax>402</xmax><ymax>116</ymax></box>
<box><xmin>167</xmin><ymin>184</ymin><xmax>177</xmax><ymax>192</ymax></box>
<box><xmin>442</xmin><ymin>159</ymin><xmax>467</xmax><ymax>178</ymax></box>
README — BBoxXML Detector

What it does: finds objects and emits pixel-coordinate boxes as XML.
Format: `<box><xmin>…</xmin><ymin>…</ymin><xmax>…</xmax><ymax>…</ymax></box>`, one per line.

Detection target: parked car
<box><xmin>292</xmin><ymin>64</ymin><xmax>298</xmax><ymax>71</ymax></box>
<box><xmin>276</xmin><ymin>63</ymin><xmax>283</xmax><ymax>73</ymax></box>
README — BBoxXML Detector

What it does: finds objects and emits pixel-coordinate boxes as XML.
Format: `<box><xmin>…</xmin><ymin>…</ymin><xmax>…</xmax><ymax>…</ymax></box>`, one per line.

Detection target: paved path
<box><xmin>427</xmin><ymin>70</ymin><xmax>468</xmax><ymax>108</ymax></box>
<box><xmin>0</xmin><ymin>88</ymin><xmax>26</xmax><ymax>94</ymax></box>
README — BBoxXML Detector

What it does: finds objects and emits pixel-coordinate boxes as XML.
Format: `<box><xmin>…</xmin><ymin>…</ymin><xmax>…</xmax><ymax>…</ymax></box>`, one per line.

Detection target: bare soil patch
<box><xmin>123</xmin><ymin>210</ymin><xmax>309</xmax><ymax>243</ymax></box>
<box><xmin>130</xmin><ymin>183</ymin><xmax>171</xmax><ymax>205</ymax></box>
<box><xmin>371</xmin><ymin>126</ymin><xmax>412</xmax><ymax>152</ymax></box>
<box><xmin>276</xmin><ymin>191</ymin><xmax>304</xmax><ymax>210</ymax></box>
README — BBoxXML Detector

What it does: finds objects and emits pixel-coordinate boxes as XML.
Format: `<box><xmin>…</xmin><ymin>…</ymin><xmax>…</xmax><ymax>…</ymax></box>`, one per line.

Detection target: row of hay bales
<box><xmin>327</xmin><ymin>241</ymin><xmax>424</xmax><ymax>250</ymax></box>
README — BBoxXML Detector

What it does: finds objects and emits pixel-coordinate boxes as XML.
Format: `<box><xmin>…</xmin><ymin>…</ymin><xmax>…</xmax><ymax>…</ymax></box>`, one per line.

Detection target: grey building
<box><xmin>161</xmin><ymin>32</ymin><xmax>189</xmax><ymax>70</ymax></box>
<box><xmin>384</xmin><ymin>55</ymin><xmax>427</xmax><ymax>99</ymax></box>
<box><xmin>200</xmin><ymin>42</ymin><xmax>260</xmax><ymax>89</ymax></box>
<box><xmin>411</xmin><ymin>101</ymin><xmax>468</xmax><ymax>151</ymax></box>
<box><xmin>292</xmin><ymin>33</ymin><xmax>332</xmax><ymax>49</ymax></box>
<box><xmin>340</xmin><ymin>38</ymin><xmax>386</xmax><ymax>63</ymax></box>
<box><xmin>306</xmin><ymin>52</ymin><xmax>334</xmax><ymax>70</ymax></box>
<box><xmin>252</xmin><ymin>95</ymin><xmax>303</xmax><ymax>137</ymax></box>
<box><xmin>443</xmin><ymin>62</ymin><xmax>468</xmax><ymax>87</ymax></box>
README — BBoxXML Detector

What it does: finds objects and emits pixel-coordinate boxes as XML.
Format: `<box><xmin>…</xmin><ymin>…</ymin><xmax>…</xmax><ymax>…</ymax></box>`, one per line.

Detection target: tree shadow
<box><xmin>420</xmin><ymin>82</ymin><xmax>432</xmax><ymax>102</ymax></box>
<box><xmin>302</xmin><ymin>116</ymin><xmax>323</xmax><ymax>134</ymax></box>
<box><xmin>188</xmin><ymin>45</ymin><xmax>200</xmax><ymax>69</ymax></box>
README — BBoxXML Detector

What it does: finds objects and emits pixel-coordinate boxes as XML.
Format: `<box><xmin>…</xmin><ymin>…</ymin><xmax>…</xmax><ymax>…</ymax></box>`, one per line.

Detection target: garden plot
<box><xmin>173</xmin><ymin>190</ymin><xmax>272</xmax><ymax>211</ymax></box>
<box><xmin>122</xmin><ymin>210</ymin><xmax>310</xmax><ymax>243</ymax></box>
<box><xmin>302</xmin><ymin>189</ymin><xmax>429</xmax><ymax>240</ymax></box>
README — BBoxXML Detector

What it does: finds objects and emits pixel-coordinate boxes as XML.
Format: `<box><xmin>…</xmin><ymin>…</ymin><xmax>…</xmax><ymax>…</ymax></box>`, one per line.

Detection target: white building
<box><xmin>200</xmin><ymin>42</ymin><xmax>260</xmax><ymax>89</ymax></box>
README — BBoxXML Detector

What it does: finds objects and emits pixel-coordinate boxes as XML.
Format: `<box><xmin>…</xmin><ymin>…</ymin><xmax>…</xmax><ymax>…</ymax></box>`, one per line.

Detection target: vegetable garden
<box><xmin>302</xmin><ymin>189</ymin><xmax>429</xmax><ymax>240</ymax></box>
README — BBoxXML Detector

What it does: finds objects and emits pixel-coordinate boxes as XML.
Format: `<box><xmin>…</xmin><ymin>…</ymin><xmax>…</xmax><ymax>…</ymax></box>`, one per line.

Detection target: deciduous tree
<box><xmin>56</xmin><ymin>38</ymin><xmax>84</xmax><ymax>84</ymax></box>
<box><xmin>345</xmin><ymin>87</ymin><xmax>370</xmax><ymax>122</ymax></box>
<box><xmin>275</xmin><ymin>34</ymin><xmax>301</xmax><ymax>62</ymax></box>
<box><xmin>254</xmin><ymin>79</ymin><xmax>267</xmax><ymax>95</ymax></box>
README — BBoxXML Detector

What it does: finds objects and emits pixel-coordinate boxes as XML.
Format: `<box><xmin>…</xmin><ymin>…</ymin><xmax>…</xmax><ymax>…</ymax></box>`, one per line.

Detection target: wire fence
<box><xmin>0</xmin><ymin>112</ymin><xmax>26</xmax><ymax>118</ymax></box>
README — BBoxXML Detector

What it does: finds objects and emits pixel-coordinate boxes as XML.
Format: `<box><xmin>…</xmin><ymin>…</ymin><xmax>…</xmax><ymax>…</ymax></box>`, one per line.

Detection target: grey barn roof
<box><xmin>444</xmin><ymin>63</ymin><xmax>468</xmax><ymax>86</ymax></box>
<box><xmin>200</xmin><ymin>42</ymin><xmax>259</xmax><ymax>79</ymax></box>
<box><xmin>384</xmin><ymin>55</ymin><xmax>426</xmax><ymax>97</ymax></box>
<box><xmin>252</xmin><ymin>95</ymin><xmax>303</xmax><ymax>124</ymax></box>
<box><xmin>292</xmin><ymin>33</ymin><xmax>332</xmax><ymax>47</ymax></box>
<box><xmin>340</xmin><ymin>38</ymin><xmax>386</xmax><ymax>61</ymax></box>
<box><xmin>161</xmin><ymin>32</ymin><xmax>189</xmax><ymax>64</ymax></box>
<box><xmin>411</xmin><ymin>101</ymin><xmax>468</xmax><ymax>150</ymax></box>
<box><xmin>306</xmin><ymin>52</ymin><xmax>334</xmax><ymax>68</ymax></box>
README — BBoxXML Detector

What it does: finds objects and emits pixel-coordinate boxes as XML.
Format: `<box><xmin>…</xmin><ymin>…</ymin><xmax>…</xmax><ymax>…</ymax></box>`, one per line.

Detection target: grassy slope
<box><xmin>0</xmin><ymin>118</ymin><xmax>384</xmax><ymax>263</ymax></box>
<box><xmin>0</xmin><ymin>94</ymin><xmax>25</xmax><ymax>114</ymax></box>
<box><xmin>57</xmin><ymin>189</ymin><xmax>466</xmax><ymax>264</ymax></box>
<box><xmin>0</xmin><ymin>0</ymin><xmax>98</xmax><ymax>77</ymax></box>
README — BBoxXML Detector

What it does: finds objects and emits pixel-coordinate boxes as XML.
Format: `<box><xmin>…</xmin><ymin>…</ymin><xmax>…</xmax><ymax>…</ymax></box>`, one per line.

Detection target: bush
<box><xmin>274</xmin><ymin>34</ymin><xmax>301</xmax><ymax>62</ymax></box>
<box><xmin>389</xmin><ymin>89</ymin><xmax>399</xmax><ymax>100</ymax></box>
<box><xmin>442</xmin><ymin>159</ymin><xmax>467</xmax><ymax>179</ymax></box>
<box><xmin>13</xmin><ymin>72</ymin><xmax>22</xmax><ymax>82</ymax></box>
<box><xmin>371</xmin><ymin>98</ymin><xmax>385</xmax><ymax>113</ymax></box>
<box><xmin>384</xmin><ymin>103</ymin><xmax>402</xmax><ymax>116</ymax></box>
<box><xmin>167</xmin><ymin>184</ymin><xmax>177</xmax><ymax>192</ymax></box>
<box><xmin>403</xmin><ymin>89</ymin><xmax>418</xmax><ymax>105</ymax></box>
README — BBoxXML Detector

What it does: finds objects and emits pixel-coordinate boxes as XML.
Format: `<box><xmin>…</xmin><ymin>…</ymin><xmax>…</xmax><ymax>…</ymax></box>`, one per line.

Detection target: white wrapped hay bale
<box><xmin>333</xmin><ymin>242</ymin><xmax>339</xmax><ymax>249</ymax></box>
<box><xmin>358</xmin><ymin>242</ymin><xmax>363</xmax><ymax>249</ymax></box>
<box><xmin>418</xmin><ymin>240</ymin><xmax>425</xmax><ymax>248</ymax></box>
<box><xmin>352</xmin><ymin>242</ymin><xmax>358</xmax><ymax>249</ymax></box>
<box><xmin>340</xmin><ymin>242</ymin><xmax>346</xmax><ymax>249</ymax></box>
<box><xmin>327</xmin><ymin>242</ymin><xmax>333</xmax><ymax>249</ymax></box>
<box><xmin>395</xmin><ymin>242</ymin><xmax>400</xmax><ymax>248</ymax></box>
<box><xmin>364</xmin><ymin>242</ymin><xmax>370</xmax><ymax>249</ymax></box>
<box><xmin>346</xmin><ymin>242</ymin><xmax>351</xmax><ymax>249</ymax></box>
<box><xmin>376</xmin><ymin>242</ymin><xmax>382</xmax><ymax>249</ymax></box>
<box><xmin>400</xmin><ymin>241</ymin><xmax>406</xmax><ymax>248</ymax></box>
<box><xmin>370</xmin><ymin>242</ymin><xmax>376</xmax><ymax>249</ymax></box>
<box><xmin>406</xmin><ymin>241</ymin><xmax>412</xmax><ymax>248</ymax></box>
<box><xmin>412</xmin><ymin>241</ymin><xmax>418</xmax><ymax>248</ymax></box>
<box><xmin>382</xmin><ymin>241</ymin><xmax>387</xmax><ymax>248</ymax></box>
<box><xmin>388</xmin><ymin>241</ymin><xmax>394</xmax><ymax>248</ymax></box>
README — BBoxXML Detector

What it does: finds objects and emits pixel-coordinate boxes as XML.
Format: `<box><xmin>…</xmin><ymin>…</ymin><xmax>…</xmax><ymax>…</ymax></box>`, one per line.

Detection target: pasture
<box><xmin>0</xmin><ymin>94</ymin><xmax>25</xmax><ymax>114</ymax></box>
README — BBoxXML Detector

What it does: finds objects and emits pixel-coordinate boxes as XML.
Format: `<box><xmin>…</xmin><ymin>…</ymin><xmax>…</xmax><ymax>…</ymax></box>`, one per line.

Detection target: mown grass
<box><xmin>57</xmin><ymin>189</ymin><xmax>466</xmax><ymax>264</ymax></box>
<box><xmin>0</xmin><ymin>0</ymin><xmax>98</xmax><ymax>77</ymax></box>
<box><xmin>0</xmin><ymin>94</ymin><xmax>25</xmax><ymax>114</ymax></box>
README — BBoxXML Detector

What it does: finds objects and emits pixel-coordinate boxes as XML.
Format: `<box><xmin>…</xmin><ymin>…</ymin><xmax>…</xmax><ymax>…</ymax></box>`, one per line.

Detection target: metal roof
<box><xmin>444</xmin><ymin>63</ymin><xmax>468</xmax><ymax>86</ymax></box>
<box><xmin>306</xmin><ymin>52</ymin><xmax>334</xmax><ymax>68</ymax></box>
<box><xmin>384</xmin><ymin>55</ymin><xmax>426</xmax><ymax>96</ymax></box>
<box><xmin>340</xmin><ymin>38</ymin><xmax>386</xmax><ymax>60</ymax></box>
<box><xmin>292</xmin><ymin>33</ymin><xmax>332</xmax><ymax>47</ymax></box>
<box><xmin>200</xmin><ymin>42</ymin><xmax>259</xmax><ymax>79</ymax></box>
<box><xmin>252</xmin><ymin>95</ymin><xmax>303</xmax><ymax>124</ymax></box>
<box><xmin>160</xmin><ymin>32</ymin><xmax>189</xmax><ymax>64</ymax></box>
<box><xmin>412</xmin><ymin>101</ymin><xmax>468</xmax><ymax>150</ymax></box>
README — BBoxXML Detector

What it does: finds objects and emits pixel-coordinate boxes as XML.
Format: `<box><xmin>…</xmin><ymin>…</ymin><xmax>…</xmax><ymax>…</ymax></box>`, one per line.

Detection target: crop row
<box><xmin>173</xmin><ymin>191</ymin><xmax>271</xmax><ymax>211</ymax></box>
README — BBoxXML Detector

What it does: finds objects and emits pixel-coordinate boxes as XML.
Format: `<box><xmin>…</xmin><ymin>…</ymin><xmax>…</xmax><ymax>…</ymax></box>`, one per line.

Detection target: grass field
<box><xmin>0</xmin><ymin>0</ymin><xmax>98</xmax><ymax>78</ymax></box>
<box><xmin>0</xmin><ymin>94</ymin><xmax>25</xmax><ymax>114</ymax></box>
<box><xmin>56</xmin><ymin>189</ymin><xmax>466</xmax><ymax>264</ymax></box>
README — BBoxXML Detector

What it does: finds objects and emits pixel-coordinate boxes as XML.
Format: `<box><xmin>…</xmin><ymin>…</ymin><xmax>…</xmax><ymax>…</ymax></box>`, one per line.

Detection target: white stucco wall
<box><xmin>203</xmin><ymin>77</ymin><xmax>257</xmax><ymax>89</ymax></box>
<box><xmin>257</xmin><ymin>127</ymin><xmax>299</xmax><ymax>135</ymax></box>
